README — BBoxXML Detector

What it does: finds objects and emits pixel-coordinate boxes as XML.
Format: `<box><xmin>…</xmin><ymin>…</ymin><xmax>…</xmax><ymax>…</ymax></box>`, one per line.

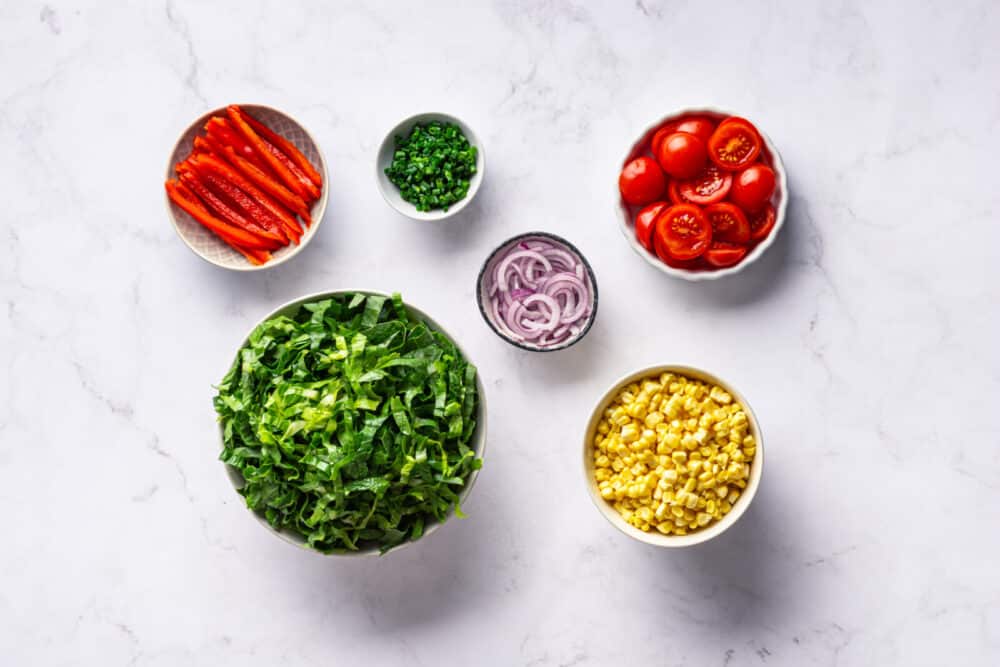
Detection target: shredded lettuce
<box><xmin>215</xmin><ymin>293</ymin><xmax>481</xmax><ymax>553</ymax></box>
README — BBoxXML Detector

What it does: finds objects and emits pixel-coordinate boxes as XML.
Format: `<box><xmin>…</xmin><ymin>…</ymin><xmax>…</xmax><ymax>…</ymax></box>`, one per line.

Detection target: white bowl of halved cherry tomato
<box><xmin>616</xmin><ymin>109</ymin><xmax>787</xmax><ymax>280</ymax></box>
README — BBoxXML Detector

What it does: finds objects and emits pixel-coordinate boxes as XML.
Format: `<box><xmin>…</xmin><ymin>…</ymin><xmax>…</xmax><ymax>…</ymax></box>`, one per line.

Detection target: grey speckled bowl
<box><xmin>165</xmin><ymin>104</ymin><xmax>328</xmax><ymax>271</ymax></box>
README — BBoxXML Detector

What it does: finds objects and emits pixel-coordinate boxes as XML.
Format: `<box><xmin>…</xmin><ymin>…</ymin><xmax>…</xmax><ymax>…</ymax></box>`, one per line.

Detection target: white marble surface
<box><xmin>2</xmin><ymin>1</ymin><xmax>999</xmax><ymax>665</ymax></box>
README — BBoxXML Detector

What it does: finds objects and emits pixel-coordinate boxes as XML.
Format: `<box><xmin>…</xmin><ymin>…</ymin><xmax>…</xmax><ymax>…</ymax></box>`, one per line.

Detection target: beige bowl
<box><xmin>582</xmin><ymin>365</ymin><xmax>763</xmax><ymax>547</ymax></box>
<box><xmin>219</xmin><ymin>290</ymin><xmax>487</xmax><ymax>556</ymax></box>
<box><xmin>165</xmin><ymin>104</ymin><xmax>329</xmax><ymax>271</ymax></box>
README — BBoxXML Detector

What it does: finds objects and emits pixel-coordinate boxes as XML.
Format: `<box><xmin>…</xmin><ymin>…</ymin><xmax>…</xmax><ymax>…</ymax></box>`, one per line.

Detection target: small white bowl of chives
<box><xmin>375</xmin><ymin>112</ymin><xmax>485</xmax><ymax>222</ymax></box>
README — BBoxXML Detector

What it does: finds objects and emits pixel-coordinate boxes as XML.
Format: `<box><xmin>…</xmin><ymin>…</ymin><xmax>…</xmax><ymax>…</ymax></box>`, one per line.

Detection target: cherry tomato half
<box><xmin>704</xmin><ymin>202</ymin><xmax>750</xmax><ymax>245</ymax></box>
<box><xmin>656</xmin><ymin>132</ymin><xmax>708</xmax><ymax>179</ymax></box>
<box><xmin>668</xmin><ymin>180</ymin><xmax>689</xmax><ymax>205</ymax></box>
<box><xmin>619</xmin><ymin>156</ymin><xmax>666</xmax><ymax>206</ymax></box>
<box><xmin>730</xmin><ymin>164</ymin><xmax>776</xmax><ymax>213</ymax></box>
<box><xmin>672</xmin><ymin>117</ymin><xmax>716</xmax><ymax>143</ymax></box>
<box><xmin>651</xmin><ymin>125</ymin><xmax>672</xmax><ymax>157</ymax></box>
<box><xmin>704</xmin><ymin>242</ymin><xmax>748</xmax><ymax>268</ymax></box>
<box><xmin>653</xmin><ymin>225</ymin><xmax>702</xmax><ymax>269</ymax></box>
<box><xmin>652</xmin><ymin>117</ymin><xmax>716</xmax><ymax>155</ymax></box>
<box><xmin>654</xmin><ymin>204</ymin><xmax>712</xmax><ymax>260</ymax></box>
<box><xmin>677</xmin><ymin>164</ymin><xmax>732</xmax><ymax>206</ymax></box>
<box><xmin>749</xmin><ymin>203</ymin><xmax>776</xmax><ymax>242</ymax></box>
<box><xmin>707</xmin><ymin>117</ymin><xmax>762</xmax><ymax>171</ymax></box>
<box><xmin>635</xmin><ymin>201</ymin><xmax>667</xmax><ymax>251</ymax></box>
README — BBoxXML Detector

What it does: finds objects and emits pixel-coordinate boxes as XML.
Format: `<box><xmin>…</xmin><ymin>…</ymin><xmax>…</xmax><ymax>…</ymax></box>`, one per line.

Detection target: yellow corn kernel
<box><xmin>696</xmin><ymin>512</ymin><xmax>712</xmax><ymax>526</ymax></box>
<box><xmin>715</xmin><ymin>485</ymin><xmax>729</xmax><ymax>498</ymax></box>
<box><xmin>620</xmin><ymin>423</ymin><xmax>639</xmax><ymax>443</ymax></box>
<box><xmin>595</xmin><ymin>455</ymin><xmax>610</xmax><ymax>468</ymax></box>
<box><xmin>595</xmin><ymin>468</ymin><xmax>610</xmax><ymax>482</ymax></box>
<box><xmin>727</xmin><ymin>490</ymin><xmax>740</xmax><ymax>504</ymax></box>
<box><xmin>600</xmin><ymin>486</ymin><xmax>614</xmax><ymax>499</ymax></box>
<box><xmin>597</xmin><ymin>420</ymin><xmax>610</xmax><ymax>435</ymax></box>
<box><xmin>671</xmin><ymin>451</ymin><xmax>687</xmax><ymax>464</ymax></box>
<box><xmin>656</xmin><ymin>522</ymin><xmax>674</xmax><ymax>534</ymax></box>
<box><xmin>684</xmin><ymin>478</ymin><xmax>696</xmax><ymax>493</ymax></box>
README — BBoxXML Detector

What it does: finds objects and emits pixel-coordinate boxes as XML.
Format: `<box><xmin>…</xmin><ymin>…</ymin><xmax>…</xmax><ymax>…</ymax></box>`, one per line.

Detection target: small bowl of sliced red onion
<box><xmin>477</xmin><ymin>232</ymin><xmax>598</xmax><ymax>352</ymax></box>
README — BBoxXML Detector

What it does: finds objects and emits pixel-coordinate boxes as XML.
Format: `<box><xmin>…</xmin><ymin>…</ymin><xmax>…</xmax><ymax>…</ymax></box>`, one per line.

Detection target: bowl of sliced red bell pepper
<box><xmin>164</xmin><ymin>104</ymin><xmax>328</xmax><ymax>270</ymax></box>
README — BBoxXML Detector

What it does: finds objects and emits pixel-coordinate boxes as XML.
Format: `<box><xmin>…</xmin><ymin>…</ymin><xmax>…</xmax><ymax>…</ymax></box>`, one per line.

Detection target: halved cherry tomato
<box><xmin>656</xmin><ymin>132</ymin><xmax>708</xmax><ymax>179</ymax></box>
<box><xmin>730</xmin><ymin>164</ymin><xmax>776</xmax><ymax>213</ymax></box>
<box><xmin>704</xmin><ymin>202</ymin><xmax>750</xmax><ymax>245</ymax></box>
<box><xmin>619</xmin><ymin>156</ymin><xmax>666</xmax><ymax>205</ymax></box>
<box><xmin>653</xmin><ymin>225</ymin><xmax>702</xmax><ymax>269</ymax></box>
<box><xmin>652</xmin><ymin>117</ymin><xmax>716</xmax><ymax>154</ymax></box>
<box><xmin>704</xmin><ymin>242</ymin><xmax>748</xmax><ymax>268</ymax></box>
<box><xmin>749</xmin><ymin>203</ymin><xmax>776</xmax><ymax>242</ymax></box>
<box><xmin>651</xmin><ymin>126</ymin><xmax>672</xmax><ymax>156</ymax></box>
<box><xmin>707</xmin><ymin>117</ymin><xmax>761</xmax><ymax>171</ymax></box>
<box><xmin>676</xmin><ymin>165</ymin><xmax>732</xmax><ymax>206</ymax></box>
<box><xmin>672</xmin><ymin>117</ymin><xmax>716</xmax><ymax>143</ymax></box>
<box><xmin>635</xmin><ymin>201</ymin><xmax>667</xmax><ymax>251</ymax></box>
<box><xmin>668</xmin><ymin>180</ymin><xmax>690</xmax><ymax>205</ymax></box>
<box><xmin>654</xmin><ymin>204</ymin><xmax>712</xmax><ymax>260</ymax></box>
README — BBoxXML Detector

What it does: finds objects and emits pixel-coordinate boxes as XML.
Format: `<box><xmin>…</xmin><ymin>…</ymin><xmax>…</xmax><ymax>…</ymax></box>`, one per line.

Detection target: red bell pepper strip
<box><xmin>226</xmin><ymin>105</ymin><xmax>315</xmax><ymax>203</ymax></box>
<box><xmin>190</xmin><ymin>154</ymin><xmax>303</xmax><ymax>244</ymax></box>
<box><xmin>187</xmin><ymin>162</ymin><xmax>289</xmax><ymax>243</ymax></box>
<box><xmin>205</xmin><ymin>117</ymin><xmax>276</xmax><ymax>176</ymax></box>
<box><xmin>233</xmin><ymin>105</ymin><xmax>323</xmax><ymax>188</ymax></box>
<box><xmin>258</xmin><ymin>138</ymin><xmax>322</xmax><ymax>202</ymax></box>
<box><xmin>176</xmin><ymin>164</ymin><xmax>286</xmax><ymax>246</ymax></box>
<box><xmin>165</xmin><ymin>179</ymin><xmax>277</xmax><ymax>257</ymax></box>
<box><xmin>215</xmin><ymin>143</ymin><xmax>312</xmax><ymax>225</ymax></box>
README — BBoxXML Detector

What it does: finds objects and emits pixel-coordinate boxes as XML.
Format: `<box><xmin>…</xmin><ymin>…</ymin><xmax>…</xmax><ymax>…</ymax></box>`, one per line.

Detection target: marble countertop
<box><xmin>3</xmin><ymin>1</ymin><xmax>999</xmax><ymax>665</ymax></box>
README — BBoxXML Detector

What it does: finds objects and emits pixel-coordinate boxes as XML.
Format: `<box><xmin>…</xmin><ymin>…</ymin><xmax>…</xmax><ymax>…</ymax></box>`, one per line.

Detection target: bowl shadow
<box><xmin>291</xmin><ymin>481</ymin><xmax>514</xmax><ymax>635</ymax></box>
<box><xmin>639</xmin><ymin>475</ymin><xmax>799</xmax><ymax>633</ymax></box>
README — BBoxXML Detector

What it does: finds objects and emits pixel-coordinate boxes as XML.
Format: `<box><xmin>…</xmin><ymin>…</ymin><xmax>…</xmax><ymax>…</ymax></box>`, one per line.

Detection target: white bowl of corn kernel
<box><xmin>583</xmin><ymin>365</ymin><xmax>763</xmax><ymax>547</ymax></box>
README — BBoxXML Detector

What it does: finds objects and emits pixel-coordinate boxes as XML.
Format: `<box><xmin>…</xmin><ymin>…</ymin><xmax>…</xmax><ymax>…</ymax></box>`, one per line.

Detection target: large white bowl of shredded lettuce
<box><xmin>214</xmin><ymin>290</ymin><xmax>487</xmax><ymax>556</ymax></box>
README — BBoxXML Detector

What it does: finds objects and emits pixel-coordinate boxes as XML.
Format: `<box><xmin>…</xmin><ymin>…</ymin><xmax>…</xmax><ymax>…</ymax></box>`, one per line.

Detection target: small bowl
<box><xmin>219</xmin><ymin>290</ymin><xmax>488</xmax><ymax>556</ymax></box>
<box><xmin>375</xmin><ymin>112</ymin><xmax>485</xmax><ymax>222</ymax></box>
<box><xmin>582</xmin><ymin>365</ymin><xmax>763</xmax><ymax>547</ymax></box>
<box><xmin>476</xmin><ymin>231</ymin><xmax>598</xmax><ymax>352</ymax></box>
<box><xmin>165</xmin><ymin>104</ymin><xmax>329</xmax><ymax>271</ymax></box>
<box><xmin>616</xmin><ymin>108</ymin><xmax>788</xmax><ymax>281</ymax></box>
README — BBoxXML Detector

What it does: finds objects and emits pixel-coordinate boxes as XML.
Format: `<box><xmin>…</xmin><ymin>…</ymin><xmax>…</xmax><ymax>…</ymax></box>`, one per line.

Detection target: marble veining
<box><xmin>1</xmin><ymin>1</ymin><xmax>998</xmax><ymax>665</ymax></box>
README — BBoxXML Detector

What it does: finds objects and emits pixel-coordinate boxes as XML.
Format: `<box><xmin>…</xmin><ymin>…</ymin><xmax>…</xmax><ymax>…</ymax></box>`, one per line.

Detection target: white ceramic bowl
<box><xmin>616</xmin><ymin>108</ymin><xmax>788</xmax><ymax>281</ymax></box>
<box><xmin>219</xmin><ymin>290</ymin><xmax>487</xmax><ymax>556</ymax></box>
<box><xmin>375</xmin><ymin>112</ymin><xmax>485</xmax><ymax>221</ymax></box>
<box><xmin>165</xmin><ymin>104</ymin><xmax>329</xmax><ymax>271</ymax></box>
<box><xmin>582</xmin><ymin>365</ymin><xmax>763</xmax><ymax>547</ymax></box>
<box><xmin>475</xmin><ymin>231</ymin><xmax>599</xmax><ymax>352</ymax></box>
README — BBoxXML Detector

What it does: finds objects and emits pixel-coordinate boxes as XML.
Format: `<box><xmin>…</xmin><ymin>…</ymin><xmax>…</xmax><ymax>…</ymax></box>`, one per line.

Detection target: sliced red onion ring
<box><xmin>482</xmin><ymin>235</ymin><xmax>595</xmax><ymax>350</ymax></box>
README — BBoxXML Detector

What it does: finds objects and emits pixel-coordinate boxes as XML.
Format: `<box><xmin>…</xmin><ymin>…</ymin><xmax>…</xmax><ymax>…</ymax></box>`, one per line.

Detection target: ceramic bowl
<box><xmin>616</xmin><ymin>107</ymin><xmax>788</xmax><ymax>281</ymax></box>
<box><xmin>476</xmin><ymin>231</ymin><xmax>598</xmax><ymax>352</ymax></box>
<box><xmin>219</xmin><ymin>290</ymin><xmax>487</xmax><ymax>556</ymax></box>
<box><xmin>375</xmin><ymin>112</ymin><xmax>485</xmax><ymax>221</ymax></box>
<box><xmin>582</xmin><ymin>364</ymin><xmax>763</xmax><ymax>547</ymax></box>
<box><xmin>165</xmin><ymin>104</ymin><xmax>328</xmax><ymax>271</ymax></box>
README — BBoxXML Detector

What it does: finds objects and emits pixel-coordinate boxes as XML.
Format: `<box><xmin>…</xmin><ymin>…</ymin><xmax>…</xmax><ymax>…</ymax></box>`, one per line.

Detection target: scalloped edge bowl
<box><xmin>615</xmin><ymin>108</ymin><xmax>788</xmax><ymax>281</ymax></box>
